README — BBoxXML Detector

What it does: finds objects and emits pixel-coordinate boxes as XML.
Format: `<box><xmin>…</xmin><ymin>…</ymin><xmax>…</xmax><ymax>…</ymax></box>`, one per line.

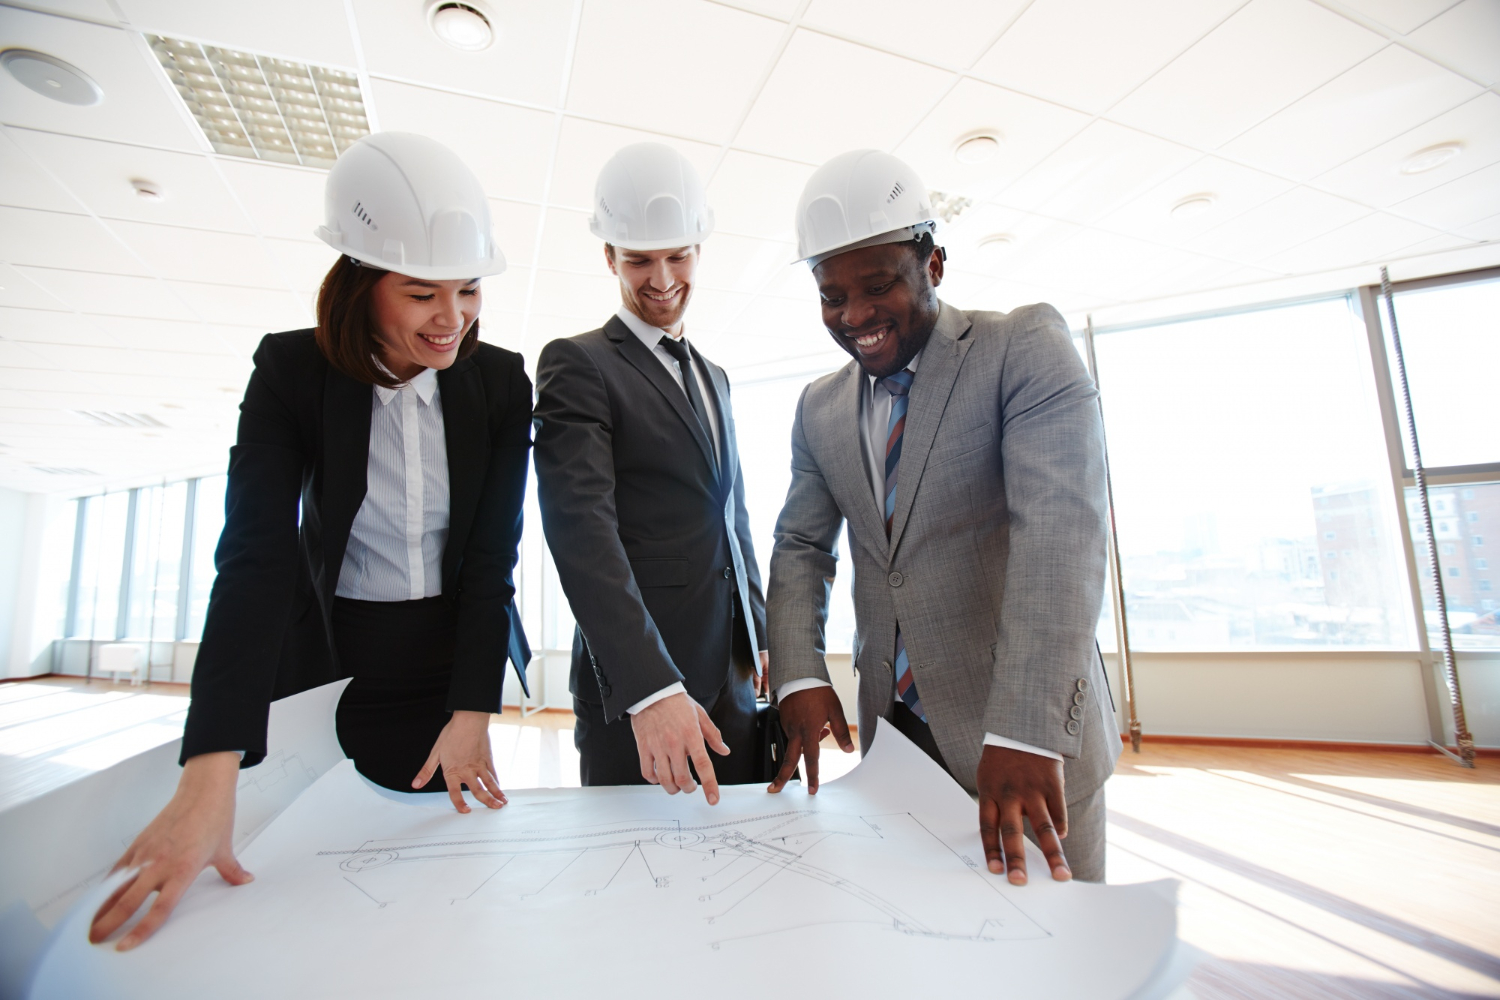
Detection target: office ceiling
<box><xmin>0</xmin><ymin>0</ymin><xmax>1497</xmax><ymax>494</ymax></box>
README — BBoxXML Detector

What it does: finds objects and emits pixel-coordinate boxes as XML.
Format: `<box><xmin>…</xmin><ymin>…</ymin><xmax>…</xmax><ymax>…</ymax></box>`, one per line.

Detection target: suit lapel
<box><xmin>889</xmin><ymin>303</ymin><xmax>973</xmax><ymax>552</ymax></box>
<box><xmin>320</xmin><ymin>367</ymin><xmax>373</xmax><ymax>605</ymax></box>
<box><xmin>703</xmin><ymin>355</ymin><xmax>733</xmax><ymax>486</ymax></box>
<box><xmin>606</xmin><ymin>317</ymin><xmax>720</xmax><ymax>483</ymax></box>
<box><xmin>821</xmin><ymin>362</ymin><xmax>890</xmax><ymax>560</ymax></box>
<box><xmin>439</xmin><ymin>357</ymin><xmax>488</xmax><ymax>590</ymax></box>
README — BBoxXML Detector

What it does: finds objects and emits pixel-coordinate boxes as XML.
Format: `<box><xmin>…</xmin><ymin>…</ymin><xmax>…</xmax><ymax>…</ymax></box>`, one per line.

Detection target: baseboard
<box><xmin>1123</xmin><ymin>732</ymin><xmax>1500</xmax><ymax>758</ymax></box>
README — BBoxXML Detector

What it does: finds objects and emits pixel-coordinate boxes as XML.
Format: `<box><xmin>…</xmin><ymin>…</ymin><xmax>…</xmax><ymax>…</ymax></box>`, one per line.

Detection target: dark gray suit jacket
<box><xmin>533</xmin><ymin>316</ymin><xmax>767</xmax><ymax>722</ymax></box>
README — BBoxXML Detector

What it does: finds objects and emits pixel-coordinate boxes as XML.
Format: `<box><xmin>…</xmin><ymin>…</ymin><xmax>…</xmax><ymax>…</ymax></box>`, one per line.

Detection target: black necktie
<box><xmin>658</xmin><ymin>335</ymin><xmax>715</xmax><ymax>455</ymax></box>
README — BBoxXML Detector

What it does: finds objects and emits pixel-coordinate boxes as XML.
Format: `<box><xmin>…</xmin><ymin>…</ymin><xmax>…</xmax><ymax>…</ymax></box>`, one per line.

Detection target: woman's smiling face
<box><xmin>369</xmin><ymin>273</ymin><xmax>482</xmax><ymax>380</ymax></box>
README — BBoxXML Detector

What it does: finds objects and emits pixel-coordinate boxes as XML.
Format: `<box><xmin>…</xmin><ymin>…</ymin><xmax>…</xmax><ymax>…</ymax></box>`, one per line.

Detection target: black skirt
<box><xmin>333</xmin><ymin>596</ymin><xmax>460</xmax><ymax>793</ymax></box>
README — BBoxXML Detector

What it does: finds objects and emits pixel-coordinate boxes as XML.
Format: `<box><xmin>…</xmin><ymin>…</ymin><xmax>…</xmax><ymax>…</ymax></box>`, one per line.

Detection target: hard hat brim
<box><xmin>318</xmin><ymin>231</ymin><xmax>508</xmax><ymax>281</ymax></box>
<box><xmin>589</xmin><ymin>220</ymin><xmax>714</xmax><ymax>252</ymax></box>
<box><xmin>795</xmin><ymin>221</ymin><xmax>937</xmax><ymax>268</ymax></box>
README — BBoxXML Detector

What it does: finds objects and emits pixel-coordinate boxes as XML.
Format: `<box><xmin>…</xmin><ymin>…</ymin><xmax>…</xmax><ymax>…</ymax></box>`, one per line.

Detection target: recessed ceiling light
<box><xmin>130</xmin><ymin>178</ymin><xmax>164</xmax><ymax>201</ymax></box>
<box><xmin>1171</xmin><ymin>194</ymin><xmax>1216</xmax><ymax>220</ymax></box>
<box><xmin>1400</xmin><ymin>142</ymin><xmax>1463</xmax><ymax>175</ymax></box>
<box><xmin>978</xmin><ymin>233</ymin><xmax>1014</xmax><ymax>249</ymax></box>
<box><xmin>953</xmin><ymin>131</ymin><xmax>1002</xmax><ymax>165</ymax></box>
<box><xmin>427</xmin><ymin>1</ymin><xmax>496</xmax><ymax>51</ymax></box>
<box><xmin>148</xmin><ymin>35</ymin><xmax>369</xmax><ymax>168</ymax></box>
<box><xmin>1</xmin><ymin>49</ymin><xmax>102</xmax><ymax>106</ymax></box>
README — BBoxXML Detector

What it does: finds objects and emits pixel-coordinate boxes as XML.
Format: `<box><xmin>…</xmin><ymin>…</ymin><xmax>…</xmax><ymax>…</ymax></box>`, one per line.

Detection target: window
<box><xmin>1095</xmin><ymin>295</ymin><xmax>1415</xmax><ymax>650</ymax></box>
<box><xmin>1411</xmin><ymin>480</ymin><xmax>1500</xmax><ymax>648</ymax></box>
<box><xmin>70</xmin><ymin>492</ymin><xmax>131</xmax><ymax>640</ymax></box>
<box><xmin>185</xmin><ymin>475</ymin><xmax>227</xmax><ymax>641</ymax></box>
<box><xmin>1382</xmin><ymin>275</ymin><xmax>1500</xmax><ymax>470</ymax></box>
<box><xmin>1469</xmin><ymin>512</ymin><xmax>1481</xmax><ymax>522</ymax></box>
<box><xmin>124</xmin><ymin>482</ymin><xmax>189</xmax><ymax>643</ymax></box>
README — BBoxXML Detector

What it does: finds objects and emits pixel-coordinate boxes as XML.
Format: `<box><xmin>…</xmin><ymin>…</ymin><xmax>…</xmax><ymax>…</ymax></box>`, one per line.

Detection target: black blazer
<box><xmin>533</xmin><ymin>316</ymin><xmax>767</xmax><ymax>722</ymax></box>
<box><xmin>181</xmin><ymin>330</ymin><xmax>532</xmax><ymax>766</ymax></box>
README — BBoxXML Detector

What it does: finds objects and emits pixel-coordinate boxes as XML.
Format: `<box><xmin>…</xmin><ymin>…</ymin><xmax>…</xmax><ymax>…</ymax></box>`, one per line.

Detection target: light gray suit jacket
<box><xmin>767</xmin><ymin>300</ymin><xmax>1120</xmax><ymax>798</ymax></box>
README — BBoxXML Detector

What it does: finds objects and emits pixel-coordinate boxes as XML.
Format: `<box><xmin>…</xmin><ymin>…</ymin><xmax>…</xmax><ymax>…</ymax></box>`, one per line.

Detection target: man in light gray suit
<box><xmin>767</xmin><ymin>150</ymin><xmax>1119</xmax><ymax>884</ymax></box>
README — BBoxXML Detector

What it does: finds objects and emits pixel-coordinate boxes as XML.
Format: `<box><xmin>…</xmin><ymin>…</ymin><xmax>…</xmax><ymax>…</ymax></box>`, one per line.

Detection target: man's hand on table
<box><xmin>631</xmin><ymin>691</ymin><xmax>729</xmax><ymax>804</ymax></box>
<box><xmin>768</xmin><ymin>685</ymin><xmax>854</xmax><ymax>794</ymax></box>
<box><xmin>977</xmin><ymin>744</ymin><xmax>1071</xmax><ymax>885</ymax></box>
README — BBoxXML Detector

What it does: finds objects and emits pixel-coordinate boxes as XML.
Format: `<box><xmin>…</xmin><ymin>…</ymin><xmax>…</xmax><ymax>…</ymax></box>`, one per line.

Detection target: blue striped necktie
<box><xmin>878</xmin><ymin>369</ymin><xmax>924</xmax><ymax>722</ymax></box>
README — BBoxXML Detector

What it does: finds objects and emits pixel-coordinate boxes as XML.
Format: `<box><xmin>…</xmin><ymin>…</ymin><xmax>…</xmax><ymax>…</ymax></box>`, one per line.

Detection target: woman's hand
<box><xmin>412</xmin><ymin>710</ymin><xmax>507</xmax><ymax>813</ymax></box>
<box><xmin>89</xmin><ymin>751</ymin><xmax>249</xmax><ymax>951</ymax></box>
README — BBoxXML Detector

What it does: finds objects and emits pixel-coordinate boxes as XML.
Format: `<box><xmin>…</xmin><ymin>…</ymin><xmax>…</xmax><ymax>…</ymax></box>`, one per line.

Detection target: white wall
<box><xmin>1105</xmin><ymin>651</ymin><xmax>1500</xmax><ymax>748</ymax></box>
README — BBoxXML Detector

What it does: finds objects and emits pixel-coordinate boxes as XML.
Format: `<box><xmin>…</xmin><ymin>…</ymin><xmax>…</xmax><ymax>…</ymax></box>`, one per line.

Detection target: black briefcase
<box><xmin>754</xmin><ymin>698</ymin><xmax>800</xmax><ymax>784</ymax></box>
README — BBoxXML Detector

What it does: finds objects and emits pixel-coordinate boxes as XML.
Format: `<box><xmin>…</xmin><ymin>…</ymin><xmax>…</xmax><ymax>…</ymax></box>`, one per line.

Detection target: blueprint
<box><xmin>30</xmin><ymin>722</ymin><xmax>1181</xmax><ymax>1000</ymax></box>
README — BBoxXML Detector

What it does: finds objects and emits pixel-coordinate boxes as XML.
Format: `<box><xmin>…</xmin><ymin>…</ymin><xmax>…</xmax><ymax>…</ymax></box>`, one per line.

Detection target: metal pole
<box><xmin>1082</xmin><ymin>316</ymin><xmax>1141</xmax><ymax>752</ymax></box>
<box><xmin>1380</xmin><ymin>267</ymin><xmax>1474</xmax><ymax>768</ymax></box>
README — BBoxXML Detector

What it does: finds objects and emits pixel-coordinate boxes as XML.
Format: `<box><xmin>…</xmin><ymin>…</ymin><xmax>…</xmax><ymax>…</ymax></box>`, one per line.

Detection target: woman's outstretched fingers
<box><xmin>117</xmin><ymin>876</ymin><xmax>191</xmax><ymax>952</ymax></box>
<box><xmin>89</xmin><ymin>871</ymin><xmax>147</xmax><ymax>943</ymax></box>
<box><xmin>412</xmin><ymin>748</ymin><xmax>441</xmax><ymax>791</ymax></box>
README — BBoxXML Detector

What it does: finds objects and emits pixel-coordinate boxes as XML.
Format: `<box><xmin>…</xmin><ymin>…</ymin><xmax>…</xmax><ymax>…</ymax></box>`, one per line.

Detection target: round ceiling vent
<box><xmin>954</xmin><ymin>131</ymin><xmax>1002</xmax><ymax>165</ymax></box>
<box><xmin>1400</xmin><ymin>142</ymin><xmax>1463</xmax><ymax>175</ymax></box>
<box><xmin>426</xmin><ymin>2</ymin><xmax>496</xmax><ymax>51</ymax></box>
<box><xmin>1</xmin><ymin>49</ymin><xmax>102</xmax><ymax>106</ymax></box>
<box><xmin>1170</xmin><ymin>194</ymin><xmax>1217</xmax><ymax>220</ymax></box>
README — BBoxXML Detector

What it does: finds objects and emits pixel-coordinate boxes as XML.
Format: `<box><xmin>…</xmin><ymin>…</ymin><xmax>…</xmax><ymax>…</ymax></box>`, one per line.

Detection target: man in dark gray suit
<box><xmin>767</xmin><ymin>150</ymin><xmax>1118</xmax><ymax>883</ymax></box>
<box><xmin>533</xmin><ymin>144</ymin><xmax>766</xmax><ymax>802</ymax></box>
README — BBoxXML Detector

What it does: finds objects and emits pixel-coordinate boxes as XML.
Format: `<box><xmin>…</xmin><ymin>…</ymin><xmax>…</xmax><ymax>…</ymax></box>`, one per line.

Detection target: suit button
<box><xmin>1074</xmin><ymin>691</ymin><xmax>1087</xmax><ymax>706</ymax></box>
<box><xmin>1066</xmin><ymin>720</ymin><xmax>1081</xmax><ymax>736</ymax></box>
<box><xmin>1070</xmin><ymin>705</ymin><xmax>1084</xmax><ymax>720</ymax></box>
<box><xmin>1076</xmin><ymin>678</ymin><xmax>1089</xmax><ymax>693</ymax></box>
<box><xmin>723</xmin><ymin>566</ymin><xmax>732</xmax><ymax>578</ymax></box>
<box><xmin>888</xmin><ymin>572</ymin><xmax>903</xmax><ymax>587</ymax></box>
<box><xmin>600</xmin><ymin>685</ymin><xmax>612</xmax><ymax>698</ymax></box>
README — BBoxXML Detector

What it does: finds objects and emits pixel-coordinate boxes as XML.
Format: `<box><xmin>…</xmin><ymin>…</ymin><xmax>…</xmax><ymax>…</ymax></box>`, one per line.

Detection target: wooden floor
<box><xmin>2</xmin><ymin>676</ymin><xmax>1496</xmax><ymax>999</ymax></box>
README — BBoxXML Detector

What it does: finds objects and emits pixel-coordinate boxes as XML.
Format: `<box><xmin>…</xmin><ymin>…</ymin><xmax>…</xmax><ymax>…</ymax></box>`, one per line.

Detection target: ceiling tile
<box><xmin>1007</xmin><ymin>228</ymin><xmax>1205</xmax><ymax>300</ymax></box>
<box><xmin>1312</xmin><ymin>92</ymin><xmax>1500</xmax><ymax>207</ymax></box>
<box><xmin>10</xmin><ymin>129</ymin><xmax>251</xmax><ymax>232</ymax></box>
<box><xmin>994</xmin><ymin>120</ymin><xmax>1199</xmax><ymax>224</ymax></box>
<box><xmin>711</xmin><ymin>0</ymin><xmax>801</xmax><ymax>18</ymax></box>
<box><xmin>0</xmin><ymin>306</ymin><xmax>118</xmax><ymax>347</ymax></box>
<box><xmin>86</xmin><ymin>315</ymin><xmax>255</xmax><ymax>355</ymax></box>
<box><xmin>535</xmin><ymin>208</ymin><xmax>606</xmax><ymax>275</ymax></box>
<box><xmin>1127</xmin><ymin>253</ymin><xmax>1277</xmax><ymax>301</ymax></box>
<box><xmin>371</xmin><ymin>79</ymin><xmax>555</xmax><ymax>202</ymax></box>
<box><xmin>734</xmin><ymin>28</ymin><xmax>953</xmax><ymax>164</ymax></box>
<box><xmin>0</xmin><ymin>130</ymin><xmax>78</xmax><ymax>215</ymax></box>
<box><xmin>27</xmin><ymin>343</ymin><xmax>249</xmax><ymax>381</ymax></box>
<box><xmin>480</xmin><ymin>266</ymin><xmax>535</xmax><ymax>316</ymax></box>
<box><xmin>0</xmin><ymin>265</ymin><xmax>68</xmax><ymax>312</ymax></box>
<box><xmin>1455</xmin><ymin>212</ymin><xmax>1500</xmax><ymax>242</ymax></box>
<box><xmin>164</xmin><ymin>281</ymin><xmax>312</xmax><ymax>330</ymax></box>
<box><xmin>262</xmin><ymin>238</ymin><xmax>339</xmax><ymax>294</ymax></box>
<box><xmin>1260</xmin><ymin>211</ymin><xmax>1445</xmax><ymax>273</ymax></box>
<box><xmin>211</xmin><ymin>159</ymin><xmax>325</xmax><ymax>242</ymax></box>
<box><xmin>0</xmin><ymin>206</ymin><xmax>148</xmax><ymax>275</ymax></box>
<box><xmin>10</xmin><ymin>0</ymin><xmax>122</xmax><ymax>21</ymax></box>
<box><xmin>0</xmin><ymin>365</ymin><xmax>103</xmax><ymax>393</ymax></box>
<box><xmin>684</xmin><ymin>288</ymin><xmax>754</xmax><ymax>333</ymax></box>
<box><xmin>893</xmin><ymin>78</ymin><xmax>1091</xmax><ymax>203</ymax></box>
<box><xmin>111</xmin><ymin>221</ymin><xmax>285</xmax><ymax>288</ymax></box>
<box><xmin>936</xmin><ymin>267</ymin><xmax>999</xmax><ymax>308</ymax></box>
<box><xmin>566</xmin><ymin>0</ymin><xmax>785</xmax><ymax>144</ymax></box>
<box><xmin>1186</xmin><ymin>186</ymin><xmax>1370</xmax><ymax>262</ymax></box>
<box><xmin>801</xmin><ymin>0</ymin><xmax>1031</xmax><ymax>70</ymax></box>
<box><xmin>1405</xmin><ymin>0</ymin><xmax>1500</xmax><ymax>85</ymax></box>
<box><xmin>1094</xmin><ymin>156</ymin><xmax>1294</xmax><ymax>247</ymax></box>
<box><xmin>0</xmin><ymin>6</ymin><xmax>202</xmax><ymax>151</ymax></box>
<box><xmin>1389</xmin><ymin>159</ymin><xmax>1500</xmax><ymax>230</ymax></box>
<box><xmin>1336</xmin><ymin>0</ymin><xmax>1462</xmax><ymax>35</ymax></box>
<box><xmin>114</xmin><ymin>0</ymin><xmax>357</xmax><ymax>67</ymax></box>
<box><xmin>707</xmin><ymin>151</ymin><xmax>813</xmax><ymax>241</ymax></box>
<box><xmin>546</xmin><ymin>118</ymin><xmax>719</xmax><ymax>213</ymax></box>
<box><xmin>490</xmin><ymin>200</ymin><xmax>542</xmax><ymax>269</ymax></box>
<box><xmin>1221</xmin><ymin>45</ymin><xmax>1479</xmax><ymax>180</ymax></box>
<box><xmin>939</xmin><ymin>203</ymin><xmax>1082</xmax><ymax>276</ymax></box>
<box><xmin>0</xmin><ymin>340</ymin><xmax>64</xmax><ymax>372</ymax></box>
<box><xmin>971</xmin><ymin>0</ymin><xmax>1242</xmax><ymax>115</ymax></box>
<box><xmin>1106</xmin><ymin>0</ymin><xmax>1385</xmax><ymax>150</ymax></box>
<box><xmin>352</xmin><ymin>0</ymin><xmax>572</xmax><ymax>108</ymax></box>
<box><xmin>529</xmin><ymin>270</ymin><xmax>620</xmax><ymax>323</ymax></box>
<box><xmin>695</xmin><ymin>235</ymin><xmax>796</xmax><ymax>295</ymax></box>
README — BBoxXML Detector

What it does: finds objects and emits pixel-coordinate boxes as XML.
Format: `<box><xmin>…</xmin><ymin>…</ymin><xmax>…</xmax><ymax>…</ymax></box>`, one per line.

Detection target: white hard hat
<box><xmin>588</xmin><ymin>142</ymin><xmax>714</xmax><ymax>251</ymax></box>
<box><xmin>794</xmin><ymin>149</ymin><xmax>937</xmax><ymax>269</ymax></box>
<box><xmin>314</xmin><ymin>132</ymin><xmax>506</xmax><ymax>280</ymax></box>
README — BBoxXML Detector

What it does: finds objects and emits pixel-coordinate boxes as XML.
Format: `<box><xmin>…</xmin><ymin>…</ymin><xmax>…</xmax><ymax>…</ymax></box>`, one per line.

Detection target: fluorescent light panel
<box><xmin>148</xmin><ymin>35</ymin><xmax>369</xmax><ymax>168</ymax></box>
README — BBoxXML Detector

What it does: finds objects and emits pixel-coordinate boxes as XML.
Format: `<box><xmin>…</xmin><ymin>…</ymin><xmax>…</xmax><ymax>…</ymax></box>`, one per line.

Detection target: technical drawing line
<box><xmin>598</xmin><ymin>844</ymin><xmax>638</xmax><ymax>892</ymax></box>
<box><xmin>344</xmin><ymin>877</ymin><xmax>387</xmax><ymax>908</ymax></box>
<box><xmin>453</xmin><ymin>856</ymin><xmax>515</xmax><ymax>902</ymax></box>
<box><xmin>521</xmin><ymin>850</ymin><xmax>585</xmax><ymax>899</ymax></box>
<box><xmin>904</xmin><ymin>814</ymin><xmax>1052</xmax><ymax>938</ymax></box>
<box><xmin>708</xmin><ymin>919</ymin><xmax>905</xmax><ymax>949</ymax></box>
<box><xmin>700</xmin><ymin>857</ymin><xmax>771</xmax><ymax>898</ymax></box>
<box><xmin>638</xmin><ymin>843</ymin><xmax>660</xmax><ymax>885</ymax></box>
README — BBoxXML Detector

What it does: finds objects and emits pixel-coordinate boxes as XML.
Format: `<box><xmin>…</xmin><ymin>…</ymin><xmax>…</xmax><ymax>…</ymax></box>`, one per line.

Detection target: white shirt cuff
<box><xmin>776</xmin><ymin>677</ymin><xmax>832</xmax><ymax>702</ymax></box>
<box><xmin>627</xmin><ymin>682</ymin><xmax>685</xmax><ymax>715</ymax></box>
<box><xmin>984</xmin><ymin>732</ymin><xmax>1063</xmax><ymax>762</ymax></box>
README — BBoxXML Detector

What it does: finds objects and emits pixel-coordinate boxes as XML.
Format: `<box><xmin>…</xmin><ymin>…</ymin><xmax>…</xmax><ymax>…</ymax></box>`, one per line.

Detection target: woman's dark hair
<box><xmin>314</xmin><ymin>255</ymin><xmax>481</xmax><ymax>389</ymax></box>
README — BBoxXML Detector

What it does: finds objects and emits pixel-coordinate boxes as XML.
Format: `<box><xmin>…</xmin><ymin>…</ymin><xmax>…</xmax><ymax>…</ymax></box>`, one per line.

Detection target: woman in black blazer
<box><xmin>90</xmin><ymin>133</ymin><xmax>531</xmax><ymax>950</ymax></box>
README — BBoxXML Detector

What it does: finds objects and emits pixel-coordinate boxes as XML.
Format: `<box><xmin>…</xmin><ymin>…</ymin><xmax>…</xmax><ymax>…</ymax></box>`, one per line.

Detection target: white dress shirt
<box><xmin>776</xmin><ymin>350</ymin><xmax>1060</xmax><ymax>763</ymax></box>
<box><xmin>614</xmin><ymin>306</ymin><xmax>723</xmax><ymax>715</ymax></box>
<box><xmin>336</xmin><ymin>366</ymin><xmax>451</xmax><ymax>602</ymax></box>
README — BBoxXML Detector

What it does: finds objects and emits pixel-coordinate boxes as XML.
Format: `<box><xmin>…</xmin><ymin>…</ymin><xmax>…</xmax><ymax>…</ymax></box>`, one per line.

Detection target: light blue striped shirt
<box><xmin>335</xmin><ymin>366</ymin><xmax>450</xmax><ymax>602</ymax></box>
